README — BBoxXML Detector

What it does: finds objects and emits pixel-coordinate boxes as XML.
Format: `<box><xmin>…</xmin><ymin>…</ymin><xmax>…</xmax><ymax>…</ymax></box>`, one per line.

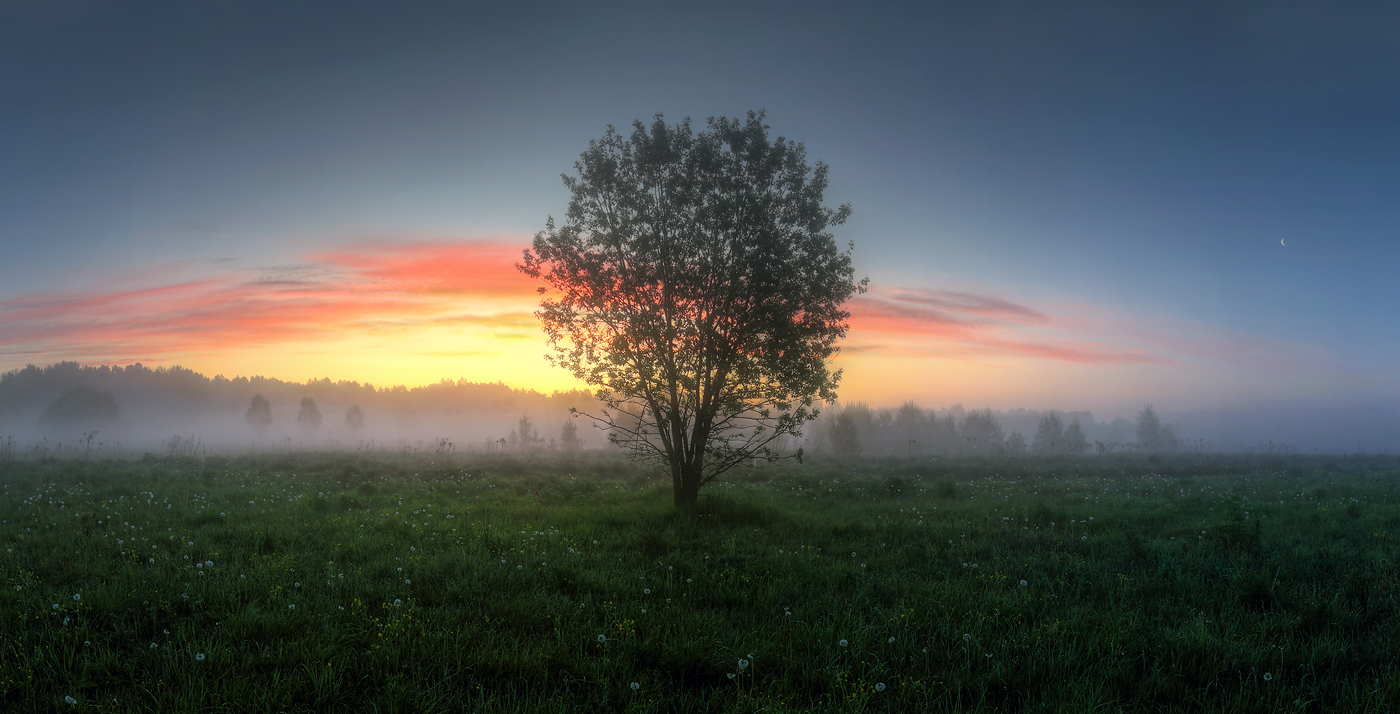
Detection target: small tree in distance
<box><xmin>345</xmin><ymin>404</ymin><xmax>365</xmax><ymax>431</ymax></box>
<box><xmin>560</xmin><ymin>418</ymin><xmax>581</xmax><ymax>452</ymax></box>
<box><xmin>245</xmin><ymin>394</ymin><xmax>272</xmax><ymax>433</ymax></box>
<box><xmin>1063</xmin><ymin>418</ymin><xmax>1089</xmax><ymax>455</ymax></box>
<box><xmin>520</xmin><ymin>111</ymin><xmax>865</xmax><ymax>508</ymax></box>
<box><xmin>1032</xmin><ymin>413</ymin><xmax>1064</xmax><ymax>455</ymax></box>
<box><xmin>297</xmin><ymin>397</ymin><xmax>322</xmax><ymax>435</ymax></box>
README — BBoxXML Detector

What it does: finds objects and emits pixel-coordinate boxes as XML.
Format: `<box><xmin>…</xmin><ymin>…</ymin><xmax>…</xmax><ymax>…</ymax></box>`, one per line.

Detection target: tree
<box><xmin>1063</xmin><ymin>417</ymin><xmax>1089</xmax><ymax>455</ymax></box>
<box><xmin>1136</xmin><ymin>404</ymin><xmax>1161</xmax><ymax>452</ymax></box>
<box><xmin>296</xmin><ymin>397</ymin><xmax>322</xmax><ymax>434</ymax></box>
<box><xmin>1005</xmin><ymin>431</ymin><xmax>1027</xmax><ymax>456</ymax></box>
<box><xmin>560</xmin><ymin>418</ymin><xmax>582</xmax><ymax>452</ymax></box>
<box><xmin>515</xmin><ymin>415</ymin><xmax>538</xmax><ymax>454</ymax></box>
<box><xmin>245</xmin><ymin>394</ymin><xmax>272</xmax><ymax>432</ymax></box>
<box><xmin>519</xmin><ymin>111</ymin><xmax>864</xmax><ymax>508</ymax></box>
<box><xmin>345</xmin><ymin>404</ymin><xmax>365</xmax><ymax>431</ymax></box>
<box><xmin>40</xmin><ymin>386</ymin><xmax>120</xmax><ymax>424</ymax></box>
<box><xmin>960</xmin><ymin>409</ymin><xmax>1004</xmax><ymax>456</ymax></box>
<box><xmin>829</xmin><ymin>410</ymin><xmax>861</xmax><ymax>457</ymax></box>
<box><xmin>1032</xmin><ymin>413</ymin><xmax>1064</xmax><ymax>455</ymax></box>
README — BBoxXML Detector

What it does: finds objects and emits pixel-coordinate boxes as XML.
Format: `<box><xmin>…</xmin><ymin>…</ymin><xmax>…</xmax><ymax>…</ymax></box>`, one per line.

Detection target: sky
<box><xmin>1</xmin><ymin>0</ymin><xmax>1397</xmax><ymax>432</ymax></box>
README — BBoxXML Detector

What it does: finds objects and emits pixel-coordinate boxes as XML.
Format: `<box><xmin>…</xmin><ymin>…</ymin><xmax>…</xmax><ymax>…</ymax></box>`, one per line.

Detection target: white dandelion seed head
<box><xmin>65</xmin><ymin>695</ymin><xmax>78</xmax><ymax>705</ymax></box>
<box><xmin>630</xmin><ymin>682</ymin><xmax>639</xmax><ymax>690</ymax></box>
<box><xmin>839</xmin><ymin>639</ymin><xmax>848</xmax><ymax>647</ymax></box>
<box><xmin>1020</xmin><ymin>580</ymin><xmax>1028</xmax><ymax>587</ymax></box>
<box><xmin>876</xmin><ymin>683</ymin><xmax>886</xmax><ymax>692</ymax></box>
<box><xmin>73</xmin><ymin>594</ymin><xmax>81</xmax><ymax>601</ymax></box>
<box><xmin>888</xmin><ymin>637</ymin><xmax>895</xmax><ymax>643</ymax></box>
<box><xmin>288</xmin><ymin>604</ymin><xmax>295</xmax><ymax>609</ymax></box>
<box><xmin>727</xmin><ymin>673</ymin><xmax>735</xmax><ymax>679</ymax></box>
<box><xmin>597</xmin><ymin>635</ymin><xmax>606</xmax><ymax>642</ymax></box>
<box><xmin>1264</xmin><ymin>672</ymin><xmax>1273</xmax><ymax>681</ymax></box>
<box><xmin>150</xmin><ymin>643</ymin><xmax>158</xmax><ymax>649</ymax></box>
<box><xmin>196</xmin><ymin>653</ymin><xmax>205</xmax><ymax>661</ymax></box>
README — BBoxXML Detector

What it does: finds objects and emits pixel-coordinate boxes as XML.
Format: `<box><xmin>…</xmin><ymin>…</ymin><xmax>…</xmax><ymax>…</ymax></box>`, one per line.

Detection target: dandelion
<box><xmin>963</xmin><ymin>634</ymin><xmax>971</xmax><ymax>642</ymax></box>
<box><xmin>394</xmin><ymin>599</ymin><xmax>403</xmax><ymax>606</ymax></box>
<box><xmin>644</xmin><ymin>589</ymin><xmax>650</xmax><ymax>594</ymax></box>
<box><xmin>727</xmin><ymin>673</ymin><xmax>736</xmax><ymax>680</ymax></box>
<box><xmin>205</xmin><ymin>560</ymin><xmax>212</xmax><ymax>567</ymax></box>
<box><xmin>738</xmin><ymin>659</ymin><xmax>749</xmax><ymax>670</ymax></box>
<box><xmin>73</xmin><ymin>594</ymin><xmax>81</xmax><ymax>601</ymax></box>
<box><xmin>922</xmin><ymin>648</ymin><xmax>928</xmax><ymax>653</ymax></box>
<box><xmin>597</xmin><ymin>635</ymin><xmax>607</xmax><ymax>643</ymax></box>
<box><xmin>405</xmin><ymin>579</ymin><xmax>411</xmax><ymax>584</ymax></box>
<box><xmin>630</xmin><ymin>682</ymin><xmax>640</xmax><ymax>690</ymax></box>
<box><xmin>888</xmin><ymin>637</ymin><xmax>895</xmax><ymax>643</ymax></box>
<box><xmin>1264</xmin><ymin>672</ymin><xmax>1273</xmax><ymax>681</ymax></box>
<box><xmin>1020</xmin><ymin>580</ymin><xmax>1028</xmax><ymax>587</ymax></box>
<box><xmin>188</xmin><ymin>542</ymin><xmax>193</xmax><ymax>546</ymax></box>
<box><xmin>289</xmin><ymin>604</ymin><xmax>295</xmax><ymax>609</ymax></box>
<box><xmin>66</xmin><ymin>695</ymin><xmax>78</xmax><ymax>705</ymax></box>
<box><xmin>53</xmin><ymin>603</ymin><xmax>59</xmax><ymax>610</ymax></box>
<box><xmin>875</xmin><ymin>683</ymin><xmax>886</xmax><ymax>692</ymax></box>
<box><xmin>196</xmin><ymin>653</ymin><xmax>205</xmax><ymax>661</ymax></box>
<box><xmin>150</xmin><ymin>643</ymin><xmax>158</xmax><ymax>649</ymax></box>
<box><xmin>839</xmin><ymin>639</ymin><xmax>848</xmax><ymax>647</ymax></box>
<box><xmin>1082</xmin><ymin>536</ymin><xmax>1087</xmax><ymax>541</ymax></box>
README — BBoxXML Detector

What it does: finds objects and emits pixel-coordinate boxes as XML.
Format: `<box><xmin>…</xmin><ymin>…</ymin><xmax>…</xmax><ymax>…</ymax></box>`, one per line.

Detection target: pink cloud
<box><xmin>0</xmin><ymin>240</ymin><xmax>540</xmax><ymax>364</ymax></box>
<box><xmin>847</xmin><ymin>288</ymin><xmax>1175</xmax><ymax>365</ymax></box>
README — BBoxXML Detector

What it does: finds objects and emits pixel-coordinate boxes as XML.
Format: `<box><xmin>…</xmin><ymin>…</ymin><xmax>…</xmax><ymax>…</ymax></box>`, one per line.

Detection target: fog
<box><xmin>0</xmin><ymin>363</ymin><xmax>592</xmax><ymax>458</ymax></box>
<box><xmin>1</xmin><ymin>362</ymin><xmax>1393</xmax><ymax>459</ymax></box>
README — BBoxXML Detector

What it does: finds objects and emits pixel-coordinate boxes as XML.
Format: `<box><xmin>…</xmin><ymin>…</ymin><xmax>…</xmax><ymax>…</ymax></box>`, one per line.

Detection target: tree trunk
<box><xmin>673</xmin><ymin>465</ymin><xmax>702</xmax><ymax>509</ymax></box>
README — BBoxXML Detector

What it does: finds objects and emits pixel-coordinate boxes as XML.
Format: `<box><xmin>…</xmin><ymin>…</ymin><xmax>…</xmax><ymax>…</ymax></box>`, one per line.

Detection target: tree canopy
<box><xmin>520</xmin><ymin>111</ymin><xmax>864</xmax><ymax>508</ymax></box>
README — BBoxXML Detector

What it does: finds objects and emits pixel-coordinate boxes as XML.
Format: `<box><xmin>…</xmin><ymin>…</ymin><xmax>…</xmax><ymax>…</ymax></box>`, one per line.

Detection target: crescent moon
<box><xmin>1281</xmin><ymin>238</ymin><xmax>1285</xmax><ymax>246</ymax></box>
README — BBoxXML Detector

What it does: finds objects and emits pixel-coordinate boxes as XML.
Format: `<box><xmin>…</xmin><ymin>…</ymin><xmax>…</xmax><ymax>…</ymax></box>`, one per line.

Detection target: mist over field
<box><xmin>0</xmin><ymin>363</ymin><xmax>592</xmax><ymax>457</ymax></box>
<box><xmin>2</xmin><ymin>362</ymin><xmax>1392</xmax><ymax>458</ymax></box>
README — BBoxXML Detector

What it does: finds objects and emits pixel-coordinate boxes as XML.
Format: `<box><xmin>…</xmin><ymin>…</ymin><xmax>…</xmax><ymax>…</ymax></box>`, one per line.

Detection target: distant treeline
<box><xmin>804</xmin><ymin>402</ymin><xmax>1186</xmax><ymax>457</ymax></box>
<box><xmin>1</xmin><ymin>362</ymin><xmax>1201</xmax><ymax>457</ymax></box>
<box><xmin>0</xmin><ymin>362</ymin><xmax>594</xmax><ymax>449</ymax></box>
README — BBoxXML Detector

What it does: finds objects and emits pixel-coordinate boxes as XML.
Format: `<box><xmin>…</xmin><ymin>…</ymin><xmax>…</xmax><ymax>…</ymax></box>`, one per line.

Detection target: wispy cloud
<box><xmin>847</xmin><ymin>288</ymin><xmax>1171</xmax><ymax>365</ymax></box>
<box><xmin>0</xmin><ymin>240</ymin><xmax>539</xmax><ymax>364</ymax></box>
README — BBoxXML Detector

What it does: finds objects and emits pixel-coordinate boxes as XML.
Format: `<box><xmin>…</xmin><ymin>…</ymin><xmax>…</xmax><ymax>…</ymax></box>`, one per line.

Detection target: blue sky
<box><xmin>1</xmin><ymin>0</ymin><xmax>1396</xmax><ymax>433</ymax></box>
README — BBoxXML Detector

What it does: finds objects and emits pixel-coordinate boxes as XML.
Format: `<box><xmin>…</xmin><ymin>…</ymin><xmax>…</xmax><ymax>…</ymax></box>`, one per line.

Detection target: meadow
<box><xmin>2</xmin><ymin>450</ymin><xmax>1398</xmax><ymax>712</ymax></box>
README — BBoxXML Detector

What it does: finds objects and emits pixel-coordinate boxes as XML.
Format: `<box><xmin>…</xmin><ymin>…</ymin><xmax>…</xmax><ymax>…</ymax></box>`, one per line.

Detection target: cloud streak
<box><xmin>847</xmin><ymin>288</ymin><xmax>1172</xmax><ymax>365</ymax></box>
<box><xmin>0</xmin><ymin>240</ymin><xmax>540</xmax><ymax>363</ymax></box>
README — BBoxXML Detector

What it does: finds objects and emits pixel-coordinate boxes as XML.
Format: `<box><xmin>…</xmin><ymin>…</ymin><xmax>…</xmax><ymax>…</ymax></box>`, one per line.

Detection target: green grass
<box><xmin>2</xmin><ymin>451</ymin><xmax>1399</xmax><ymax>712</ymax></box>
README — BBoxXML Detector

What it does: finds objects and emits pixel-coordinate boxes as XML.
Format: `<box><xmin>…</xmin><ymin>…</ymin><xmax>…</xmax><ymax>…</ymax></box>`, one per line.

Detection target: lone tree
<box><xmin>296</xmin><ymin>397</ymin><xmax>322</xmax><ymax>434</ymax></box>
<box><xmin>345</xmin><ymin>404</ymin><xmax>365</xmax><ymax>431</ymax></box>
<box><xmin>520</xmin><ymin>111</ymin><xmax>865</xmax><ymax>508</ymax></box>
<box><xmin>245</xmin><ymin>394</ymin><xmax>273</xmax><ymax>433</ymax></box>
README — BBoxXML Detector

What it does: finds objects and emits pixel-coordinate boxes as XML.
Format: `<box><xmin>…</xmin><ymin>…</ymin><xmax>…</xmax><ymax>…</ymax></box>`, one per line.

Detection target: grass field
<box><xmin>2</xmin><ymin>450</ymin><xmax>1398</xmax><ymax>712</ymax></box>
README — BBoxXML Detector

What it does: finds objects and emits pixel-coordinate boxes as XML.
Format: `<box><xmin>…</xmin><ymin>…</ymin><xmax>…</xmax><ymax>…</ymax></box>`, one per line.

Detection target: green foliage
<box><xmin>1</xmin><ymin>452</ymin><xmax>1398</xmax><ymax>712</ymax></box>
<box><xmin>520</xmin><ymin>110</ymin><xmax>866</xmax><ymax>508</ymax></box>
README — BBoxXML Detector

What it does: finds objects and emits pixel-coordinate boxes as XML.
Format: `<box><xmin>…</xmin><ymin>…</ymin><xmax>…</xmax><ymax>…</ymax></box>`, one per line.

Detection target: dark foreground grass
<box><xmin>2</xmin><ymin>451</ymin><xmax>1399</xmax><ymax>712</ymax></box>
